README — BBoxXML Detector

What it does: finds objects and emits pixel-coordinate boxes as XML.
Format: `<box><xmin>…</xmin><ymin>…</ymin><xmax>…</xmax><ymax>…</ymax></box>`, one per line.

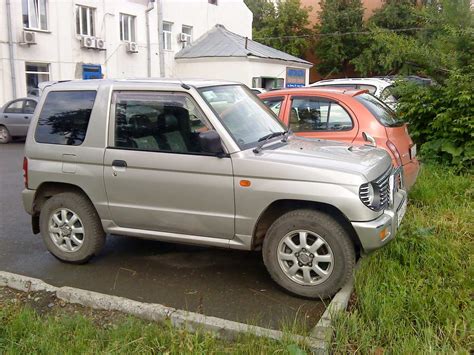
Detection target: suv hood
<box><xmin>239</xmin><ymin>136</ymin><xmax>392</xmax><ymax>184</ymax></box>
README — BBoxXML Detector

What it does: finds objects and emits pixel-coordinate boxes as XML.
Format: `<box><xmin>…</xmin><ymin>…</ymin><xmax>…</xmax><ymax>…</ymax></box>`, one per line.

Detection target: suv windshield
<box><xmin>199</xmin><ymin>85</ymin><xmax>286</xmax><ymax>149</ymax></box>
<box><xmin>355</xmin><ymin>93</ymin><xmax>404</xmax><ymax>127</ymax></box>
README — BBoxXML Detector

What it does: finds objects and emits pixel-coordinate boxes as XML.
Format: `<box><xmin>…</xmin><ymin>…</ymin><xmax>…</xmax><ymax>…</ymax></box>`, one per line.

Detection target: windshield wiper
<box><xmin>253</xmin><ymin>130</ymin><xmax>290</xmax><ymax>153</ymax></box>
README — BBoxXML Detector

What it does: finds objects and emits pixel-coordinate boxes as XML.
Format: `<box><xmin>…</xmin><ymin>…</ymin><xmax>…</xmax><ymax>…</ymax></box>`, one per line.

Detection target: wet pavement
<box><xmin>0</xmin><ymin>142</ymin><xmax>325</xmax><ymax>331</ymax></box>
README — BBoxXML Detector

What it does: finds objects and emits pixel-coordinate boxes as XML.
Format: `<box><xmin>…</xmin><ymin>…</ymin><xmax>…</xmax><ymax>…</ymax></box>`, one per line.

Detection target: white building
<box><xmin>0</xmin><ymin>0</ymin><xmax>311</xmax><ymax>104</ymax></box>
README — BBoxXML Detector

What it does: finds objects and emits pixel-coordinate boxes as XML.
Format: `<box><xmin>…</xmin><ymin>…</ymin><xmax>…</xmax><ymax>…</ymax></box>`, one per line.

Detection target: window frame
<box><xmin>25</xmin><ymin>62</ymin><xmax>50</xmax><ymax>94</ymax></box>
<box><xmin>76</xmin><ymin>5</ymin><xmax>95</xmax><ymax>36</ymax></box>
<box><xmin>34</xmin><ymin>90</ymin><xmax>97</xmax><ymax>146</ymax></box>
<box><xmin>22</xmin><ymin>0</ymin><xmax>49</xmax><ymax>31</ymax></box>
<box><xmin>108</xmin><ymin>90</ymin><xmax>220</xmax><ymax>157</ymax></box>
<box><xmin>289</xmin><ymin>96</ymin><xmax>354</xmax><ymax>132</ymax></box>
<box><xmin>162</xmin><ymin>21</ymin><xmax>173</xmax><ymax>50</ymax></box>
<box><xmin>119</xmin><ymin>13</ymin><xmax>136</xmax><ymax>42</ymax></box>
<box><xmin>181</xmin><ymin>25</ymin><xmax>193</xmax><ymax>48</ymax></box>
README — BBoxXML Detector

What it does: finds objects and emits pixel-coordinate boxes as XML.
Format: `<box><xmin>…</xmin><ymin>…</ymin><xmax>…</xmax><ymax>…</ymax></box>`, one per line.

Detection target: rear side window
<box><xmin>35</xmin><ymin>91</ymin><xmax>96</xmax><ymax>145</ymax></box>
<box><xmin>355</xmin><ymin>93</ymin><xmax>403</xmax><ymax>127</ymax></box>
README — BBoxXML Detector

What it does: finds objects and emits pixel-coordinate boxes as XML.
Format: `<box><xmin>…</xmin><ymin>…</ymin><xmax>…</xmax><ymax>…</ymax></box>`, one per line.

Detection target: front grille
<box><xmin>359</xmin><ymin>167</ymin><xmax>392</xmax><ymax>211</ymax></box>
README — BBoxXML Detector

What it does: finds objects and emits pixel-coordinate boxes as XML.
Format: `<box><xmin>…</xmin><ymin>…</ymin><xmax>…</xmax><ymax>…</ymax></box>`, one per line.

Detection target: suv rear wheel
<box><xmin>39</xmin><ymin>192</ymin><xmax>105</xmax><ymax>264</ymax></box>
<box><xmin>262</xmin><ymin>209</ymin><xmax>355</xmax><ymax>299</ymax></box>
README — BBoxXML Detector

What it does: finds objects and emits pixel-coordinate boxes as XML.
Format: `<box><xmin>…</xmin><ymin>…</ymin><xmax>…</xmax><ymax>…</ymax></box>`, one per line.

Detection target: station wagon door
<box><xmin>285</xmin><ymin>96</ymin><xmax>358</xmax><ymax>144</ymax></box>
<box><xmin>1</xmin><ymin>99</ymin><xmax>29</xmax><ymax>136</ymax></box>
<box><xmin>103</xmin><ymin>91</ymin><xmax>235</xmax><ymax>239</ymax></box>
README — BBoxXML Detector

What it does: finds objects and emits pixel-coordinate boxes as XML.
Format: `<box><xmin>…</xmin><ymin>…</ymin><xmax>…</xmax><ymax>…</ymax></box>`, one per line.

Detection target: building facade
<box><xmin>0</xmin><ymin>0</ymin><xmax>252</xmax><ymax>103</ymax></box>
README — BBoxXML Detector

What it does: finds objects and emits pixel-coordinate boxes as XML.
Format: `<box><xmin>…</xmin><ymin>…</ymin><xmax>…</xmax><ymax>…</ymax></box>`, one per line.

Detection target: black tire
<box><xmin>39</xmin><ymin>192</ymin><xmax>106</xmax><ymax>264</ymax></box>
<box><xmin>262</xmin><ymin>209</ymin><xmax>355</xmax><ymax>299</ymax></box>
<box><xmin>0</xmin><ymin>125</ymin><xmax>11</xmax><ymax>144</ymax></box>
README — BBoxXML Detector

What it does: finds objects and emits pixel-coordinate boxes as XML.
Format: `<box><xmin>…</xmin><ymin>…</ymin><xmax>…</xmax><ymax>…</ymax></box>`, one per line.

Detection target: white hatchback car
<box><xmin>307</xmin><ymin>78</ymin><xmax>397</xmax><ymax>110</ymax></box>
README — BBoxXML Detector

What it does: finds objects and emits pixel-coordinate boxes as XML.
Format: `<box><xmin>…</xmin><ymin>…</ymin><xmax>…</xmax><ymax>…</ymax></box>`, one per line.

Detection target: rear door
<box><xmin>20</xmin><ymin>99</ymin><xmax>37</xmax><ymax>136</ymax></box>
<box><xmin>285</xmin><ymin>95</ymin><xmax>358</xmax><ymax>144</ymax></box>
<box><xmin>103</xmin><ymin>90</ymin><xmax>235</xmax><ymax>239</ymax></box>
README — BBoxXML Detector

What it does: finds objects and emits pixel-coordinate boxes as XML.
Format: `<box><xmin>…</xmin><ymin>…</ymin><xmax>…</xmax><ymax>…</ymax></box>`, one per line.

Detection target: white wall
<box><xmin>161</xmin><ymin>0</ymin><xmax>252</xmax><ymax>76</ymax></box>
<box><xmin>0</xmin><ymin>0</ymin><xmax>159</xmax><ymax>103</ymax></box>
<box><xmin>174</xmin><ymin>57</ymin><xmax>310</xmax><ymax>88</ymax></box>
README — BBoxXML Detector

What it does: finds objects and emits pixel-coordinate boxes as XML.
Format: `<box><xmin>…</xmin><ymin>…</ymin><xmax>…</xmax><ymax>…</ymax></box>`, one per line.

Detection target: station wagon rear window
<box><xmin>35</xmin><ymin>91</ymin><xmax>96</xmax><ymax>145</ymax></box>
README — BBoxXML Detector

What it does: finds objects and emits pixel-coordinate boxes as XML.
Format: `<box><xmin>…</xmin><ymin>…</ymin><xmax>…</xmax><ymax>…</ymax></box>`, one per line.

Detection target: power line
<box><xmin>253</xmin><ymin>27</ymin><xmax>431</xmax><ymax>41</ymax></box>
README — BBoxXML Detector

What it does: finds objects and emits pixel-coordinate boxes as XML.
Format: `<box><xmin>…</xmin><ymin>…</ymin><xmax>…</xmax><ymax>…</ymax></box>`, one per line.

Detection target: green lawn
<box><xmin>332</xmin><ymin>164</ymin><xmax>473</xmax><ymax>353</ymax></box>
<box><xmin>0</xmin><ymin>302</ymin><xmax>310</xmax><ymax>354</ymax></box>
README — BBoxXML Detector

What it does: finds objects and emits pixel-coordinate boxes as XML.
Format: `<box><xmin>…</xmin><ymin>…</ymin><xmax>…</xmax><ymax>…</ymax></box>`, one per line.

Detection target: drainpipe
<box><xmin>6</xmin><ymin>0</ymin><xmax>17</xmax><ymax>98</ymax></box>
<box><xmin>145</xmin><ymin>1</ymin><xmax>155</xmax><ymax>77</ymax></box>
<box><xmin>156</xmin><ymin>0</ymin><xmax>165</xmax><ymax>77</ymax></box>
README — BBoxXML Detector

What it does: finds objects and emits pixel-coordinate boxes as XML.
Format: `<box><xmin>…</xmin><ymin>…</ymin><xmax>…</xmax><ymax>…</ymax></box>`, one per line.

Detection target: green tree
<box><xmin>315</xmin><ymin>0</ymin><xmax>365</xmax><ymax>76</ymax></box>
<box><xmin>245</xmin><ymin>0</ymin><xmax>313</xmax><ymax>57</ymax></box>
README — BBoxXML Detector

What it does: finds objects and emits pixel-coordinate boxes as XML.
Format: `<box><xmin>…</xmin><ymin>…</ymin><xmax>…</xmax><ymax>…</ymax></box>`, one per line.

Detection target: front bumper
<box><xmin>352</xmin><ymin>189</ymin><xmax>407</xmax><ymax>253</ymax></box>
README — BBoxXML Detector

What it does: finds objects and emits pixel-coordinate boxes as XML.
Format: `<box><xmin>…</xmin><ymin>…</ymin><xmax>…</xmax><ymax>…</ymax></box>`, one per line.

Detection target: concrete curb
<box><xmin>0</xmin><ymin>271</ymin><xmax>327</xmax><ymax>351</ymax></box>
<box><xmin>309</xmin><ymin>263</ymin><xmax>358</xmax><ymax>354</ymax></box>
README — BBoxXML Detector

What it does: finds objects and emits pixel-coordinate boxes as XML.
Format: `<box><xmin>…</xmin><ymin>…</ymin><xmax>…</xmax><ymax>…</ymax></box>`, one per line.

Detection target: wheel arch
<box><xmin>31</xmin><ymin>182</ymin><xmax>95</xmax><ymax>234</ymax></box>
<box><xmin>252</xmin><ymin>199</ymin><xmax>361</xmax><ymax>256</ymax></box>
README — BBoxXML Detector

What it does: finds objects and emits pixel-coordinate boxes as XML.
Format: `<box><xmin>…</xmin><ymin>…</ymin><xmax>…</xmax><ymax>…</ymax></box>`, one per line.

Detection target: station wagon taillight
<box><xmin>387</xmin><ymin>140</ymin><xmax>402</xmax><ymax>167</ymax></box>
<box><xmin>23</xmin><ymin>157</ymin><xmax>28</xmax><ymax>188</ymax></box>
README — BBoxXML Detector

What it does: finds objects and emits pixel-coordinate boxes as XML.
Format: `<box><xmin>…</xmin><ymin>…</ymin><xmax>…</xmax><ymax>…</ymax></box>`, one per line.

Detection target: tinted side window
<box><xmin>262</xmin><ymin>97</ymin><xmax>284</xmax><ymax>116</ymax></box>
<box><xmin>355</xmin><ymin>93</ymin><xmax>403</xmax><ymax>127</ymax></box>
<box><xmin>290</xmin><ymin>98</ymin><xmax>352</xmax><ymax>132</ymax></box>
<box><xmin>5</xmin><ymin>100</ymin><xmax>24</xmax><ymax>113</ymax></box>
<box><xmin>114</xmin><ymin>92</ymin><xmax>210</xmax><ymax>154</ymax></box>
<box><xmin>35</xmin><ymin>91</ymin><xmax>96</xmax><ymax>145</ymax></box>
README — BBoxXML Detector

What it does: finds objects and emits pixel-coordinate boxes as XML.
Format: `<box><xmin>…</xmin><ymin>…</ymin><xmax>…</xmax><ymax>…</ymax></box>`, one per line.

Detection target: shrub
<box><xmin>395</xmin><ymin>71</ymin><xmax>474</xmax><ymax>170</ymax></box>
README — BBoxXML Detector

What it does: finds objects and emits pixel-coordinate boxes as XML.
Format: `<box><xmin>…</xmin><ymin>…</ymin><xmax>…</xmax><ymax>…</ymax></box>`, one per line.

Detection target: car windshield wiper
<box><xmin>253</xmin><ymin>130</ymin><xmax>290</xmax><ymax>153</ymax></box>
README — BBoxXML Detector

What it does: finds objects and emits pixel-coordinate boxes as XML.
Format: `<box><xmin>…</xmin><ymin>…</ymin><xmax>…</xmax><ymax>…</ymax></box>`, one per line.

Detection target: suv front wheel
<box><xmin>262</xmin><ymin>209</ymin><xmax>355</xmax><ymax>299</ymax></box>
<box><xmin>39</xmin><ymin>192</ymin><xmax>106</xmax><ymax>264</ymax></box>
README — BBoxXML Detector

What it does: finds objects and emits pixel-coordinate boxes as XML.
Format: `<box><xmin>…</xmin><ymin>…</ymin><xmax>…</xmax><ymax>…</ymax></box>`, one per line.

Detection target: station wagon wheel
<box><xmin>48</xmin><ymin>208</ymin><xmax>85</xmax><ymax>253</ymax></box>
<box><xmin>263</xmin><ymin>209</ymin><xmax>355</xmax><ymax>299</ymax></box>
<box><xmin>0</xmin><ymin>126</ymin><xmax>11</xmax><ymax>144</ymax></box>
<box><xmin>277</xmin><ymin>230</ymin><xmax>334</xmax><ymax>286</ymax></box>
<box><xmin>39</xmin><ymin>192</ymin><xmax>105</xmax><ymax>264</ymax></box>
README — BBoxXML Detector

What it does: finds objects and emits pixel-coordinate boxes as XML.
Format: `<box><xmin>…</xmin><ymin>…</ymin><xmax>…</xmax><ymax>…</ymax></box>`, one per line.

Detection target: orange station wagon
<box><xmin>259</xmin><ymin>88</ymin><xmax>419</xmax><ymax>190</ymax></box>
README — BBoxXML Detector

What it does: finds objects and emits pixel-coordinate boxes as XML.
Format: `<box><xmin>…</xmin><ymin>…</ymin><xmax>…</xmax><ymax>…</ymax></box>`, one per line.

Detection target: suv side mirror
<box><xmin>199</xmin><ymin>130</ymin><xmax>225</xmax><ymax>156</ymax></box>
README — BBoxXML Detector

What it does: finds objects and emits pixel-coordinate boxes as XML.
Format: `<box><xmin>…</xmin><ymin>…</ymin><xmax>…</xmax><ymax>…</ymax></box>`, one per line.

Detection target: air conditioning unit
<box><xmin>22</xmin><ymin>31</ymin><xmax>36</xmax><ymax>45</ymax></box>
<box><xmin>126</xmin><ymin>41</ymin><xmax>138</xmax><ymax>53</ymax></box>
<box><xmin>178</xmin><ymin>33</ymin><xmax>188</xmax><ymax>42</ymax></box>
<box><xmin>81</xmin><ymin>36</ymin><xmax>96</xmax><ymax>49</ymax></box>
<box><xmin>95</xmin><ymin>38</ymin><xmax>106</xmax><ymax>50</ymax></box>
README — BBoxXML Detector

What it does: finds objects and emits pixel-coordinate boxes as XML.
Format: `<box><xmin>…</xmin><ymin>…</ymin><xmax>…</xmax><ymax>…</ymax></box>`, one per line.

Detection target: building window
<box><xmin>120</xmin><ymin>13</ymin><xmax>136</xmax><ymax>42</ymax></box>
<box><xmin>25</xmin><ymin>63</ymin><xmax>50</xmax><ymax>96</ymax></box>
<box><xmin>76</xmin><ymin>5</ymin><xmax>95</xmax><ymax>36</ymax></box>
<box><xmin>208</xmin><ymin>0</ymin><xmax>218</xmax><ymax>4</ymax></box>
<box><xmin>163</xmin><ymin>22</ymin><xmax>172</xmax><ymax>50</ymax></box>
<box><xmin>181</xmin><ymin>25</ymin><xmax>192</xmax><ymax>48</ymax></box>
<box><xmin>22</xmin><ymin>0</ymin><xmax>48</xmax><ymax>30</ymax></box>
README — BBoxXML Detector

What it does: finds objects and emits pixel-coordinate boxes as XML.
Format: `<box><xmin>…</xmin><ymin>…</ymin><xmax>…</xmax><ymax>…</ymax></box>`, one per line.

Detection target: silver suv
<box><xmin>22</xmin><ymin>79</ymin><xmax>407</xmax><ymax>299</ymax></box>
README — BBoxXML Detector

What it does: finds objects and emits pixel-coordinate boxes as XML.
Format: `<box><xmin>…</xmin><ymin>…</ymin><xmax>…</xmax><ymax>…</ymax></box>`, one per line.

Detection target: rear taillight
<box><xmin>387</xmin><ymin>140</ymin><xmax>402</xmax><ymax>167</ymax></box>
<box><xmin>23</xmin><ymin>157</ymin><xmax>28</xmax><ymax>188</ymax></box>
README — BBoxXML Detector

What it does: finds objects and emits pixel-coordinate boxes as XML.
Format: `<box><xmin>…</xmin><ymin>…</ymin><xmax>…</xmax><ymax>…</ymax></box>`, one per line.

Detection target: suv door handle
<box><xmin>24</xmin><ymin>116</ymin><xmax>29</xmax><ymax>119</ymax></box>
<box><xmin>112</xmin><ymin>160</ymin><xmax>127</xmax><ymax>168</ymax></box>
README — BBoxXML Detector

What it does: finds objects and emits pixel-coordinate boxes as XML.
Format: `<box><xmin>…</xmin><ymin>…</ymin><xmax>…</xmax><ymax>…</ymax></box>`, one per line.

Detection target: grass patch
<box><xmin>332</xmin><ymin>164</ymin><xmax>473</xmax><ymax>353</ymax></box>
<box><xmin>0</xmin><ymin>290</ymin><xmax>310</xmax><ymax>354</ymax></box>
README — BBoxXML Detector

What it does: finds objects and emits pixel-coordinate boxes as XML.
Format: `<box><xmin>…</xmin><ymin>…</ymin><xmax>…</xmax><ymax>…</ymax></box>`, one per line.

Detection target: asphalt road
<box><xmin>0</xmin><ymin>142</ymin><xmax>325</xmax><ymax>331</ymax></box>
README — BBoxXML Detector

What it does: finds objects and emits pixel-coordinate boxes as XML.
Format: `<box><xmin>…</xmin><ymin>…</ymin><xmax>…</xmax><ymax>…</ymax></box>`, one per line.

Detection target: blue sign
<box><xmin>286</xmin><ymin>68</ymin><xmax>306</xmax><ymax>88</ymax></box>
<box><xmin>82</xmin><ymin>64</ymin><xmax>102</xmax><ymax>80</ymax></box>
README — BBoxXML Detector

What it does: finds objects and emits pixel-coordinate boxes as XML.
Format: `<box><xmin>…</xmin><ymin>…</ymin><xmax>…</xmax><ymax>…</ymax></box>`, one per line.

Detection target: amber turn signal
<box><xmin>240</xmin><ymin>180</ymin><xmax>251</xmax><ymax>187</ymax></box>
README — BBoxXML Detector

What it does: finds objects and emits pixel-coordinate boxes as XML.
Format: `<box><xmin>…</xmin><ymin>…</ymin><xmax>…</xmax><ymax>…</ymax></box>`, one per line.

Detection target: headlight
<box><xmin>359</xmin><ymin>182</ymin><xmax>382</xmax><ymax>211</ymax></box>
